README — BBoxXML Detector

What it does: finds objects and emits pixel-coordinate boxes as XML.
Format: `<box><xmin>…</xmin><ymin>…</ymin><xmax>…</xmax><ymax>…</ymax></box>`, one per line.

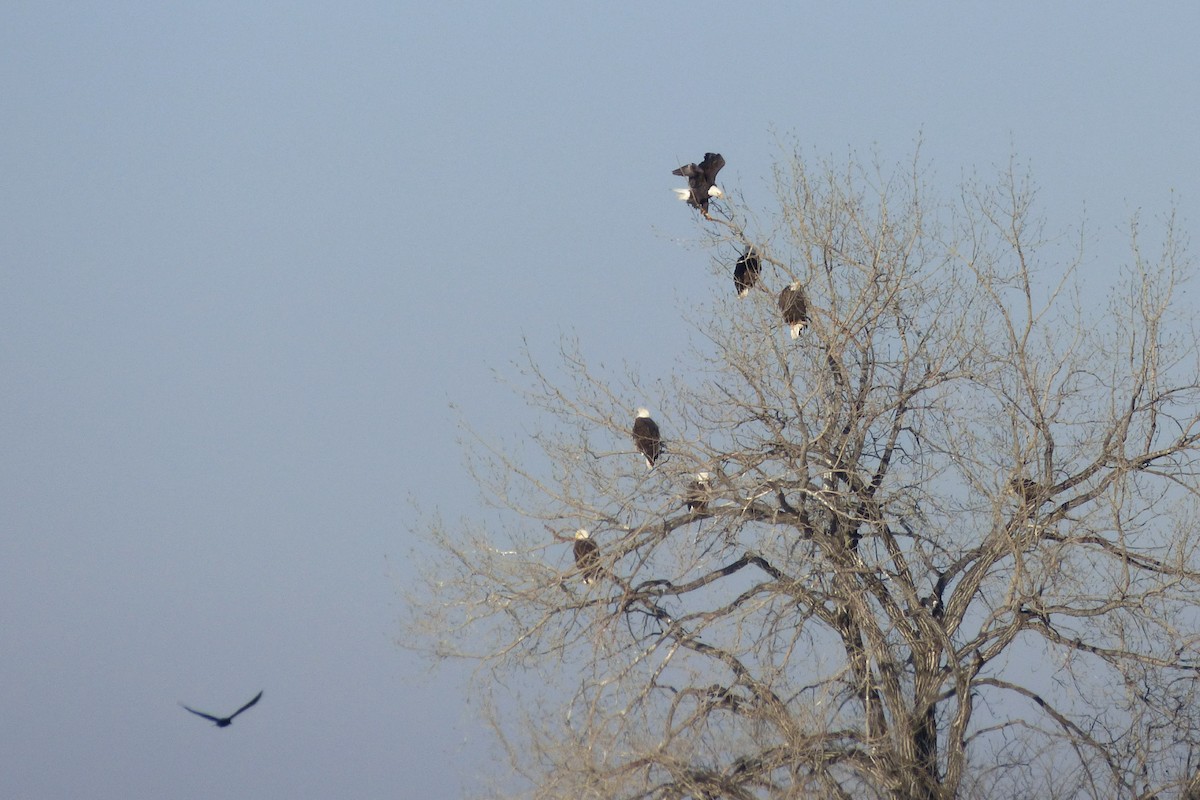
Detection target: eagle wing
<box><xmin>181</xmin><ymin>704</ymin><xmax>224</xmax><ymax>724</ymax></box>
<box><xmin>699</xmin><ymin>153</ymin><xmax>725</xmax><ymax>183</ymax></box>
<box><xmin>229</xmin><ymin>690</ymin><xmax>263</xmax><ymax>719</ymax></box>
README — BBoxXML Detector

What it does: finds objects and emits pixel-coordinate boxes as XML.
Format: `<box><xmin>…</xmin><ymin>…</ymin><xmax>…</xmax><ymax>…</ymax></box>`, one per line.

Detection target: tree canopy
<box><xmin>408</xmin><ymin>148</ymin><xmax>1200</xmax><ymax>800</ymax></box>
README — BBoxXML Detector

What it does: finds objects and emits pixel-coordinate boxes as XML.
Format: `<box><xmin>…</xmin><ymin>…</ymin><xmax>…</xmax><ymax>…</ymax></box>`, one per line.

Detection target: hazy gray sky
<box><xmin>2</xmin><ymin>3</ymin><xmax>1198</xmax><ymax>797</ymax></box>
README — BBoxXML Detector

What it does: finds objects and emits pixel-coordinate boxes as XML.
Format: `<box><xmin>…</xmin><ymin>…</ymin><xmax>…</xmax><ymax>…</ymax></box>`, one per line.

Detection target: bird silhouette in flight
<box><xmin>180</xmin><ymin>690</ymin><xmax>263</xmax><ymax>727</ymax></box>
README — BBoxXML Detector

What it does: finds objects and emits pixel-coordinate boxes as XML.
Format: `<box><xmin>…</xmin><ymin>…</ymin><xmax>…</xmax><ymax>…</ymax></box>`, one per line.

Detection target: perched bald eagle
<box><xmin>779</xmin><ymin>281</ymin><xmax>809</xmax><ymax>338</ymax></box>
<box><xmin>632</xmin><ymin>408</ymin><xmax>662</xmax><ymax>469</ymax></box>
<box><xmin>1008</xmin><ymin>478</ymin><xmax>1044</xmax><ymax>504</ymax></box>
<box><xmin>685</xmin><ymin>472</ymin><xmax>712</xmax><ymax>512</ymax></box>
<box><xmin>672</xmin><ymin>152</ymin><xmax>725</xmax><ymax>216</ymax></box>
<box><xmin>573</xmin><ymin>529</ymin><xmax>601</xmax><ymax>584</ymax></box>
<box><xmin>734</xmin><ymin>248</ymin><xmax>761</xmax><ymax>297</ymax></box>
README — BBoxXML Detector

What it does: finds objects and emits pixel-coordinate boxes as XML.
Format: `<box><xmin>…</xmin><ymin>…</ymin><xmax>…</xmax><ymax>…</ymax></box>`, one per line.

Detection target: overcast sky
<box><xmin>2</xmin><ymin>3</ymin><xmax>1199</xmax><ymax>798</ymax></box>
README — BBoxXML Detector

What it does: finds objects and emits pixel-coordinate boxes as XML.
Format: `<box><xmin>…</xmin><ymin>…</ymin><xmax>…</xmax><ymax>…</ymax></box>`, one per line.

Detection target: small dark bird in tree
<box><xmin>1007</xmin><ymin>477</ymin><xmax>1043</xmax><ymax>504</ymax></box>
<box><xmin>734</xmin><ymin>247</ymin><xmax>761</xmax><ymax>297</ymax></box>
<box><xmin>685</xmin><ymin>472</ymin><xmax>712</xmax><ymax>512</ymax></box>
<box><xmin>181</xmin><ymin>690</ymin><xmax>263</xmax><ymax>728</ymax></box>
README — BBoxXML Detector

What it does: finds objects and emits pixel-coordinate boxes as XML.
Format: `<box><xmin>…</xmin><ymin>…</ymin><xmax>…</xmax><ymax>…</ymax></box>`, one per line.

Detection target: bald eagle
<box><xmin>734</xmin><ymin>248</ymin><xmax>761</xmax><ymax>297</ymax></box>
<box><xmin>632</xmin><ymin>408</ymin><xmax>662</xmax><ymax>469</ymax></box>
<box><xmin>573</xmin><ymin>529</ymin><xmax>601</xmax><ymax>584</ymax></box>
<box><xmin>686</xmin><ymin>472</ymin><xmax>712</xmax><ymax>512</ymax></box>
<box><xmin>181</xmin><ymin>690</ymin><xmax>263</xmax><ymax>728</ymax></box>
<box><xmin>672</xmin><ymin>152</ymin><xmax>725</xmax><ymax>217</ymax></box>
<box><xmin>1008</xmin><ymin>478</ymin><xmax>1044</xmax><ymax>505</ymax></box>
<box><xmin>779</xmin><ymin>281</ymin><xmax>809</xmax><ymax>338</ymax></box>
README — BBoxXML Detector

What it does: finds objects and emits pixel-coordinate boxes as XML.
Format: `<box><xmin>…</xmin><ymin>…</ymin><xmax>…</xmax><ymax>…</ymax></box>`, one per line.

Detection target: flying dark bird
<box><xmin>573</xmin><ymin>529</ymin><xmax>602</xmax><ymax>584</ymax></box>
<box><xmin>685</xmin><ymin>472</ymin><xmax>712</xmax><ymax>512</ymax></box>
<box><xmin>632</xmin><ymin>408</ymin><xmax>662</xmax><ymax>469</ymax></box>
<box><xmin>672</xmin><ymin>152</ymin><xmax>725</xmax><ymax>217</ymax></box>
<box><xmin>180</xmin><ymin>690</ymin><xmax>263</xmax><ymax>728</ymax></box>
<box><xmin>734</xmin><ymin>248</ymin><xmax>761</xmax><ymax>297</ymax></box>
<box><xmin>779</xmin><ymin>281</ymin><xmax>809</xmax><ymax>338</ymax></box>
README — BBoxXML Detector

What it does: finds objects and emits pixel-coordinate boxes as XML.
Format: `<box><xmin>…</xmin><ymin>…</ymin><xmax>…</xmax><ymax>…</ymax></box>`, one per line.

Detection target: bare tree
<box><xmin>406</xmin><ymin>148</ymin><xmax>1200</xmax><ymax>799</ymax></box>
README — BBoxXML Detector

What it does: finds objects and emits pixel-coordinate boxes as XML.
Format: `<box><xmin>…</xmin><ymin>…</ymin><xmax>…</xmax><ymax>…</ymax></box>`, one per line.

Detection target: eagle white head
<box><xmin>707</xmin><ymin>185</ymin><xmax>724</xmax><ymax>198</ymax></box>
<box><xmin>696</xmin><ymin>472</ymin><xmax>711</xmax><ymax>482</ymax></box>
<box><xmin>636</xmin><ymin>408</ymin><xmax>651</xmax><ymax>419</ymax></box>
<box><xmin>574</xmin><ymin>529</ymin><xmax>590</xmax><ymax>540</ymax></box>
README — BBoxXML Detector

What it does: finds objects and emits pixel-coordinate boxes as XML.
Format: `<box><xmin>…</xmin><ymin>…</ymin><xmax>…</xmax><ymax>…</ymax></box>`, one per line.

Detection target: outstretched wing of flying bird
<box><xmin>181</xmin><ymin>704</ymin><xmax>225</xmax><ymax>724</ymax></box>
<box><xmin>228</xmin><ymin>690</ymin><xmax>263</xmax><ymax>720</ymax></box>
